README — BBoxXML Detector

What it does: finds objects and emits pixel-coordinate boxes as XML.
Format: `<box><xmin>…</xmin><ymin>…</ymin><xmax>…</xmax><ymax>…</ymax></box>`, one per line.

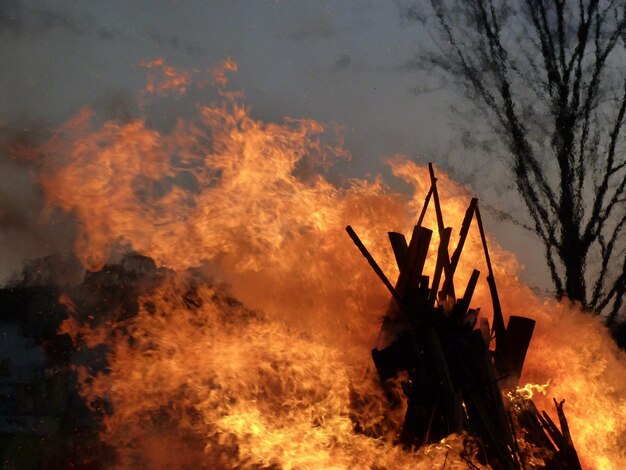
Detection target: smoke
<box><xmin>0</xmin><ymin>122</ymin><xmax>72</xmax><ymax>283</ymax></box>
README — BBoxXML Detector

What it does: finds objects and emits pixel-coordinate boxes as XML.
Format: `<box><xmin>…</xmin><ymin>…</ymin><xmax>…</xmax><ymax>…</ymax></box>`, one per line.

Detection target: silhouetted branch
<box><xmin>415</xmin><ymin>0</ymin><xmax>626</xmax><ymax>319</ymax></box>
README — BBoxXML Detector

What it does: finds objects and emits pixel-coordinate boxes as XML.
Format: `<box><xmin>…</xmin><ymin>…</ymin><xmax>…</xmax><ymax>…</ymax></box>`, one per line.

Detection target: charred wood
<box><xmin>388</xmin><ymin>232</ymin><xmax>408</xmax><ymax>269</ymax></box>
<box><xmin>348</xmin><ymin>164</ymin><xmax>581</xmax><ymax>469</ymax></box>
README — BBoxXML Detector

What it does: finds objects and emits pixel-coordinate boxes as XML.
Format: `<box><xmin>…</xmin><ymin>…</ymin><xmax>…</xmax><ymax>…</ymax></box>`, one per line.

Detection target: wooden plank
<box><xmin>465</xmin><ymin>308</ymin><xmax>480</xmax><ymax>329</ymax></box>
<box><xmin>453</xmin><ymin>269</ymin><xmax>480</xmax><ymax>320</ymax></box>
<box><xmin>428</xmin><ymin>164</ymin><xmax>457</xmax><ymax>300</ymax></box>
<box><xmin>440</xmin><ymin>198</ymin><xmax>478</xmax><ymax>301</ymax></box>
<box><xmin>428</xmin><ymin>227</ymin><xmax>452</xmax><ymax>308</ymax></box>
<box><xmin>553</xmin><ymin>399</ymin><xmax>583</xmax><ymax>469</ymax></box>
<box><xmin>475</xmin><ymin>205</ymin><xmax>506</xmax><ymax>348</ymax></box>
<box><xmin>450</xmin><ymin>198</ymin><xmax>478</xmax><ymax>273</ymax></box>
<box><xmin>422</xmin><ymin>328</ymin><xmax>461</xmax><ymax>436</ymax></box>
<box><xmin>399</xmin><ymin>327</ymin><xmax>460</xmax><ymax>446</ymax></box>
<box><xmin>496</xmin><ymin>315</ymin><xmax>536</xmax><ymax>385</ymax></box>
<box><xmin>466</xmin><ymin>331</ymin><xmax>519</xmax><ymax>468</ymax></box>
<box><xmin>418</xmin><ymin>275</ymin><xmax>431</xmax><ymax>304</ymax></box>
<box><xmin>463</xmin><ymin>269</ymin><xmax>481</xmax><ymax>306</ymax></box>
<box><xmin>388</xmin><ymin>232</ymin><xmax>408</xmax><ymax>269</ymax></box>
<box><xmin>345</xmin><ymin>225</ymin><xmax>402</xmax><ymax>305</ymax></box>
<box><xmin>515</xmin><ymin>398</ymin><xmax>558</xmax><ymax>454</ymax></box>
<box><xmin>398</xmin><ymin>328</ymin><xmax>436</xmax><ymax>448</ymax></box>
<box><xmin>416</xmin><ymin>186</ymin><xmax>433</xmax><ymax>228</ymax></box>
<box><xmin>528</xmin><ymin>400</ymin><xmax>581</xmax><ymax>468</ymax></box>
<box><xmin>479</xmin><ymin>318</ymin><xmax>491</xmax><ymax>345</ymax></box>
<box><xmin>371</xmin><ymin>340</ymin><xmax>407</xmax><ymax>381</ymax></box>
<box><xmin>428</xmin><ymin>163</ymin><xmax>445</xmax><ymax>235</ymax></box>
<box><xmin>396</xmin><ymin>226</ymin><xmax>432</xmax><ymax>301</ymax></box>
<box><xmin>404</xmin><ymin>232</ymin><xmax>432</xmax><ymax>307</ymax></box>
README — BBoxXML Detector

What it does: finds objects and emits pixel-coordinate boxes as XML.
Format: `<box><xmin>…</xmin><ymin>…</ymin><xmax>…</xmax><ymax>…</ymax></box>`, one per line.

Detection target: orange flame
<box><xmin>140</xmin><ymin>58</ymin><xmax>193</xmax><ymax>96</ymax></box>
<box><xmin>35</xmin><ymin>60</ymin><xmax>626</xmax><ymax>468</ymax></box>
<box><xmin>512</xmin><ymin>381</ymin><xmax>551</xmax><ymax>400</ymax></box>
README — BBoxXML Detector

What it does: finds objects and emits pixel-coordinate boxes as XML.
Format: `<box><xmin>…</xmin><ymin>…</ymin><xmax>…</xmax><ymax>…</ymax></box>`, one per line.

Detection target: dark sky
<box><xmin>0</xmin><ymin>1</ymin><xmax>449</xmax><ymax>165</ymax></box>
<box><xmin>0</xmin><ymin>0</ymin><xmax>549</xmax><ymax>289</ymax></box>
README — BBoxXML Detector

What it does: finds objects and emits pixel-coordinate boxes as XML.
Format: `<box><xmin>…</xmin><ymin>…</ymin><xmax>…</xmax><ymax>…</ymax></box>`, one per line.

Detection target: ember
<box><xmin>3</xmin><ymin>60</ymin><xmax>626</xmax><ymax>469</ymax></box>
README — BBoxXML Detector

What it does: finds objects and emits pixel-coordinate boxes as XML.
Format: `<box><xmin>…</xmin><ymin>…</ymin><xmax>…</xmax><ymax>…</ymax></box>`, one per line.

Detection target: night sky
<box><xmin>0</xmin><ymin>1</ymin><xmax>548</xmax><ymax>289</ymax></box>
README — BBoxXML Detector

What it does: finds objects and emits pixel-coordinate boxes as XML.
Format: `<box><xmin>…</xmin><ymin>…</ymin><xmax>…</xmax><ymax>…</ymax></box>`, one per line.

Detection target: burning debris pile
<box><xmin>3</xmin><ymin>59</ymin><xmax>626</xmax><ymax>469</ymax></box>
<box><xmin>347</xmin><ymin>164</ymin><xmax>581</xmax><ymax>468</ymax></box>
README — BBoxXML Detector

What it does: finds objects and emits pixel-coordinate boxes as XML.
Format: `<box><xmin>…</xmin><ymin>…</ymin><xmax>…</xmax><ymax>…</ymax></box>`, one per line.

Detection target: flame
<box><xmin>29</xmin><ymin>60</ymin><xmax>626</xmax><ymax>468</ymax></box>
<box><xmin>141</xmin><ymin>58</ymin><xmax>193</xmax><ymax>96</ymax></box>
<box><xmin>511</xmin><ymin>381</ymin><xmax>551</xmax><ymax>400</ymax></box>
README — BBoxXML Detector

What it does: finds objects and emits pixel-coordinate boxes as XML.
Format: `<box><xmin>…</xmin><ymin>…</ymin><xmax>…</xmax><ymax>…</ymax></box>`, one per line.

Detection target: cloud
<box><xmin>288</xmin><ymin>14</ymin><xmax>334</xmax><ymax>42</ymax></box>
<box><xmin>0</xmin><ymin>120</ymin><xmax>79</xmax><ymax>284</ymax></box>
<box><xmin>332</xmin><ymin>54</ymin><xmax>351</xmax><ymax>72</ymax></box>
<box><xmin>396</xmin><ymin>1</ymin><xmax>428</xmax><ymax>24</ymax></box>
<box><xmin>0</xmin><ymin>1</ymin><xmax>198</xmax><ymax>56</ymax></box>
<box><xmin>144</xmin><ymin>28</ymin><xmax>205</xmax><ymax>56</ymax></box>
<box><xmin>0</xmin><ymin>0</ymin><xmax>90</xmax><ymax>37</ymax></box>
<box><xmin>96</xmin><ymin>26</ymin><xmax>127</xmax><ymax>42</ymax></box>
<box><xmin>0</xmin><ymin>0</ymin><xmax>132</xmax><ymax>44</ymax></box>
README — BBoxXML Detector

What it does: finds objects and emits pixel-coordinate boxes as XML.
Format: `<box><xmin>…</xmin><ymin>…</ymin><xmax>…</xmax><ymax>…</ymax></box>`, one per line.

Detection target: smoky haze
<box><xmin>0</xmin><ymin>0</ymin><xmax>549</xmax><ymax>290</ymax></box>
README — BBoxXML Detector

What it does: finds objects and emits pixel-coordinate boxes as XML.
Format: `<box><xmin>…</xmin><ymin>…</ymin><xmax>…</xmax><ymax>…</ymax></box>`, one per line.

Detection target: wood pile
<box><xmin>346</xmin><ymin>164</ymin><xmax>581</xmax><ymax>469</ymax></box>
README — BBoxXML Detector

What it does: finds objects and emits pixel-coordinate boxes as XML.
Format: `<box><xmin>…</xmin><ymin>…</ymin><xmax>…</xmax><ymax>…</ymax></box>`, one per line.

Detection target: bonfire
<box><xmin>3</xmin><ymin>59</ymin><xmax>626</xmax><ymax>469</ymax></box>
<box><xmin>347</xmin><ymin>163</ymin><xmax>581</xmax><ymax>468</ymax></box>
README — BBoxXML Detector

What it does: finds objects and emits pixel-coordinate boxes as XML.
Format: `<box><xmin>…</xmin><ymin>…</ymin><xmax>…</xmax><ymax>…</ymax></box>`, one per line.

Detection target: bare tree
<box><xmin>403</xmin><ymin>0</ymin><xmax>626</xmax><ymax>323</ymax></box>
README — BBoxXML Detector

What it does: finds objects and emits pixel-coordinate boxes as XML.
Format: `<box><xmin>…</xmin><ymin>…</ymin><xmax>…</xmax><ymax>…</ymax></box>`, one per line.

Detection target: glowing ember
<box><xmin>26</xmin><ymin>60</ymin><xmax>626</xmax><ymax>468</ymax></box>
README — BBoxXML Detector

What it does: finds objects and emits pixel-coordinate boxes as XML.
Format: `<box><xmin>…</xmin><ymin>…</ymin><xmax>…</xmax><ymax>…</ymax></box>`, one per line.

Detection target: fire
<box><xmin>511</xmin><ymin>381</ymin><xmax>551</xmax><ymax>400</ymax></box>
<box><xmin>141</xmin><ymin>57</ymin><xmax>193</xmax><ymax>96</ymax></box>
<box><xmin>31</xmin><ymin>60</ymin><xmax>626</xmax><ymax>468</ymax></box>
